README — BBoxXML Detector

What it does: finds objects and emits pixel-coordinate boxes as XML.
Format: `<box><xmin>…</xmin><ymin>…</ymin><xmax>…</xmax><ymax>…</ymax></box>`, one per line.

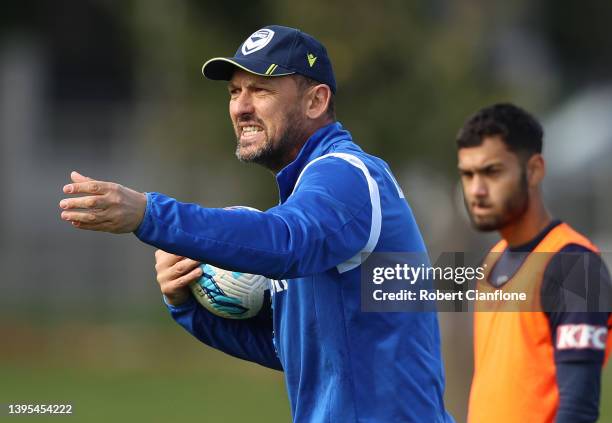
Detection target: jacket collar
<box><xmin>275</xmin><ymin>121</ymin><xmax>352</xmax><ymax>203</ymax></box>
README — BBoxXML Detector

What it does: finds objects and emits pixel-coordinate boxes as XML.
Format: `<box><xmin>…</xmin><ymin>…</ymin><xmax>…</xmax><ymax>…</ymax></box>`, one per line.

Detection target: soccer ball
<box><xmin>189</xmin><ymin>263</ymin><xmax>270</xmax><ymax>319</ymax></box>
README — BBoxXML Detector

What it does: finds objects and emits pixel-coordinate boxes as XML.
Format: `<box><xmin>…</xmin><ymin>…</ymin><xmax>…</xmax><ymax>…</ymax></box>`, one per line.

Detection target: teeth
<box><xmin>242</xmin><ymin>126</ymin><xmax>262</xmax><ymax>133</ymax></box>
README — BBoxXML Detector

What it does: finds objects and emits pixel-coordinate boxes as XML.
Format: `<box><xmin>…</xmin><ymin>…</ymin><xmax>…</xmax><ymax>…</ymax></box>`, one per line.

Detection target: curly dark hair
<box><xmin>456</xmin><ymin>103</ymin><xmax>543</xmax><ymax>157</ymax></box>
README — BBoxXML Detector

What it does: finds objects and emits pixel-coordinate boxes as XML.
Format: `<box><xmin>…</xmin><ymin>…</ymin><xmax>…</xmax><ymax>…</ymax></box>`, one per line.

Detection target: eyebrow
<box><xmin>458</xmin><ymin>162</ymin><xmax>504</xmax><ymax>173</ymax></box>
<box><xmin>227</xmin><ymin>79</ymin><xmax>273</xmax><ymax>90</ymax></box>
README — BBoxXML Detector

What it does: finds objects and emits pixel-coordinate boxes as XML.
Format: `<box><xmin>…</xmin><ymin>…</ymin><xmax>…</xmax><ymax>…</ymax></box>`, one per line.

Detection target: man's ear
<box><xmin>305</xmin><ymin>84</ymin><xmax>331</xmax><ymax>120</ymax></box>
<box><xmin>526</xmin><ymin>153</ymin><xmax>545</xmax><ymax>188</ymax></box>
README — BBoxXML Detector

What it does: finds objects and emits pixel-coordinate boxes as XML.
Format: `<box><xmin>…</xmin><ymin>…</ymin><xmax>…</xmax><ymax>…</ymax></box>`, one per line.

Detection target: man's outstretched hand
<box><xmin>59</xmin><ymin>171</ymin><xmax>147</xmax><ymax>233</ymax></box>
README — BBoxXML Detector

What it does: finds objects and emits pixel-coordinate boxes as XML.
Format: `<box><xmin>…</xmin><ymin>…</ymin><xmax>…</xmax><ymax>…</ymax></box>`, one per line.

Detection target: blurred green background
<box><xmin>1</xmin><ymin>0</ymin><xmax>612</xmax><ymax>421</ymax></box>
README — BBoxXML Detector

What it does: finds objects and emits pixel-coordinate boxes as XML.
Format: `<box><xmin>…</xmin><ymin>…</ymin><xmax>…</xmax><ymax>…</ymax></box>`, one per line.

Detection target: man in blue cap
<box><xmin>59</xmin><ymin>25</ymin><xmax>454</xmax><ymax>422</ymax></box>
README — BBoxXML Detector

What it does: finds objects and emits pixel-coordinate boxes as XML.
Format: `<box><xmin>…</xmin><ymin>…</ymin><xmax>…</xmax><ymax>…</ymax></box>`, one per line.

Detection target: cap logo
<box><xmin>241</xmin><ymin>29</ymin><xmax>275</xmax><ymax>56</ymax></box>
<box><xmin>307</xmin><ymin>53</ymin><xmax>317</xmax><ymax>67</ymax></box>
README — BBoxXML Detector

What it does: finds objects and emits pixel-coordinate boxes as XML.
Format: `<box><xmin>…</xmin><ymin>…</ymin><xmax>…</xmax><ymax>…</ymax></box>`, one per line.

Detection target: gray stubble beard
<box><xmin>235</xmin><ymin>106</ymin><xmax>308</xmax><ymax>172</ymax></box>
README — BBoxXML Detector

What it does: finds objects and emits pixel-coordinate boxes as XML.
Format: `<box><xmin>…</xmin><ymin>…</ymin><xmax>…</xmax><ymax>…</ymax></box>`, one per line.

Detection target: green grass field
<box><xmin>2</xmin><ymin>314</ymin><xmax>611</xmax><ymax>423</ymax></box>
<box><xmin>1</xmin><ymin>365</ymin><xmax>289</xmax><ymax>422</ymax></box>
<box><xmin>3</xmin><ymin>359</ymin><xmax>611</xmax><ymax>423</ymax></box>
<box><xmin>0</xmin><ymin>316</ymin><xmax>290</xmax><ymax>422</ymax></box>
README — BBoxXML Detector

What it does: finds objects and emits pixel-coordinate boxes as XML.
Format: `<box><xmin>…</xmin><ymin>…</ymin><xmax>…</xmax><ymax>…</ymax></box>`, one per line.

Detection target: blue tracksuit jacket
<box><xmin>135</xmin><ymin>122</ymin><xmax>453</xmax><ymax>422</ymax></box>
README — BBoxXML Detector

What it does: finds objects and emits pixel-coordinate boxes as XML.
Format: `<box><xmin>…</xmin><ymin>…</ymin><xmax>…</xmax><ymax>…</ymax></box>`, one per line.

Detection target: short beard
<box><xmin>469</xmin><ymin>169</ymin><xmax>529</xmax><ymax>232</ymax></box>
<box><xmin>235</xmin><ymin>106</ymin><xmax>307</xmax><ymax>172</ymax></box>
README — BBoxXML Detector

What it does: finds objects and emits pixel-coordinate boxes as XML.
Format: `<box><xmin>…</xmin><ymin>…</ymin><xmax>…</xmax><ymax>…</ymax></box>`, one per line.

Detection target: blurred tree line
<box><xmin>2</xmin><ymin>0</ymin><xmax>611</xmax><ymax>203</ymax></box>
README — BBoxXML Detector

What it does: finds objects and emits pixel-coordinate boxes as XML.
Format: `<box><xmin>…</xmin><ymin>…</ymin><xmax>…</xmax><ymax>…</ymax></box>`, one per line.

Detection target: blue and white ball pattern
<box><xmin>190</xmin><ymin>264</ymin><xmax>269</xmax><ymax>319</ymax></box>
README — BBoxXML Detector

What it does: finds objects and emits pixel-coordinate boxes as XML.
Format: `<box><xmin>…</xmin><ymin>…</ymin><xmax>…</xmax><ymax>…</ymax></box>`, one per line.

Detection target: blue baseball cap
<box><xmin>202</xmin><ymin>25</ymin><xmax>337</xmax><ymax>93</ymax></box>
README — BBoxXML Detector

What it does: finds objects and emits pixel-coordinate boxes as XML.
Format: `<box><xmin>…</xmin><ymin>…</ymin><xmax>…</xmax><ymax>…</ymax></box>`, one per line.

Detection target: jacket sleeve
<box><xmin>134</xmin><ymin>156</ymin><xmax>374</xmax><ymax>279</ymax></box>
<box><xmin>554</xmin><ymin>362</ymin><xmax>602</xmax><ymax>423</ymax></box>
<box><xmin>165</xmin><ymin>294</ymin><xmax>283</xmax><ymax>370</ymax></box>
<box><xmin>542</xmin><ymin>245</ymin><xmax>611</xmax><ymax>422</ymax></box>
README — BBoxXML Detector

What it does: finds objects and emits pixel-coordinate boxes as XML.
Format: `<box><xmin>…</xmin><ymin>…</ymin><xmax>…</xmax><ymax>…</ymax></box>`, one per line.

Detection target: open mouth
<box><xmin>240</xmin><ymin>125</ymin><xmax>264</xmax><ymax>140</ymax></box>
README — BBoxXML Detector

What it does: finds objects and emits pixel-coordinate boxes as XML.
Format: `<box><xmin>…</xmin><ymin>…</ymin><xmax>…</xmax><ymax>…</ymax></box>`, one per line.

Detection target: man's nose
<box><xmin>470</xmin><ymin>176</ymin><xmax>488</xmax><ymax>198</ymax></box>
<box><xmin>231</xmin><ymin>91</ymin><xmax>255</xmax><ymax>116</ymax></box>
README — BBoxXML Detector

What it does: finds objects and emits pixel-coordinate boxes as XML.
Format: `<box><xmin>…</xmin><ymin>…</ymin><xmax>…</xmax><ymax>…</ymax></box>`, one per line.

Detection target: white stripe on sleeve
<box><xmin>292</xmin><ymin>153</ymin><xmax>382</xmax><ymax>273</ymax></box>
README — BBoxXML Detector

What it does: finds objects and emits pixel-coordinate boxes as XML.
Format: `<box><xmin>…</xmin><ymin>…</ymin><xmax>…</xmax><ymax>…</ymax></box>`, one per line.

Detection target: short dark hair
<box><xmin>294</xmin><ymin>74</ymin><xmax>336</xmax><ymax>120</ymax></box>
<box><xmin>456</xmin><ymin>103</ymin><xmax>543</xmax><ymax>157</ymax></box>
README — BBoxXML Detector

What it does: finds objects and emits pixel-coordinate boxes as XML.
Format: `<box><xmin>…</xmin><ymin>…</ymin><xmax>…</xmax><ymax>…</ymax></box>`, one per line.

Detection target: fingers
<box><xmin>60</xmin><ymin>209</ymin><xmax>110</xmax><ymax>224</ymax></box>
<box><xmin>155</xmin><ymin>249</ymin><xmax>184</xmax><ymax>268</ymax></box>
<box><xmin>63</xmin><ymin>171</ymin><xmax>107</xmax><ymax>195</ymax></box>
<box><xmin>172</xmin><ymin>265</ymin><xmax>204</xmax><ymax>288</ymax></box>
<box><xmin>160</xmin><ymin>264</ymin><xmax>203</xmax><ymax>306</ymax></box>
<box><xmin>156</xmin><ymin>257</ymin><xmax>201</xmax><ymax>286</ymax></box>
<box><xmin>156</xmin><ymin>257</ymin><xmax>203</xmax><ymax>305</ymax></box>
<box><xmin>60</xmin><ymin>171</ymin><xmax>110</xmax><ymax>213</ymax></box>
<box><xmin>71</xmin><ymin>171</ymin><xmax>94</xmax><ymax>183</ymax></box>
<box><xmin>69</xmin><ymin>221</ymin><xmax>106</xmax><ymax>231</ymax></box>
<box><xmin>61</xmin><ymin>210</ymin><xmax>95</xmax><ymax>223</ymax></box>
<box><xmin>59</xmin><ymin>195</ymin><xmax>105</xmax><ymax>211</ymax></box>
<box><xmin>63</xmin><ymin>215</ymin><xmax>114</xmax><ymax>232</ymax></box>
<box><xmin>63</xmin><ymin>180</ymin><xmax>110</xmax><ymax>195</ymax></box>
<box><xmin>174</xmin><ymin>258</ymin><xmax>202</xmax><ymax>277</ymax></box>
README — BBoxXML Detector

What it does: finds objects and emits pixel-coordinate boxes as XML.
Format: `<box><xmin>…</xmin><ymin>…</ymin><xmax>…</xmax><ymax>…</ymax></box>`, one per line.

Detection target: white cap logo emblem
<box><xmin>241</xmin><ymin>29</ymin><xmax>275</xmax><ymax>56</ymax></box>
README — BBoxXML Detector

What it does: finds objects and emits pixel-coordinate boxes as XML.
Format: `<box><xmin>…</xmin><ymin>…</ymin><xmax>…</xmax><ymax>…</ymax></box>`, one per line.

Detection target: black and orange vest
<box><xmin>468</xmin><ymin>223</ymin><xmax>612</xmax><ymax>423</ymax></box>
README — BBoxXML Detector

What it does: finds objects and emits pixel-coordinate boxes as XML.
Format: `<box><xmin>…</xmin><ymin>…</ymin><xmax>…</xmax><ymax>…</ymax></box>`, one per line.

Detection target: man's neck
<box><xmin>269</xmin><ymin>119</ymin><xmax>334</xmax><ymax>175</ymax></box>
<box><xmin>499</xmin><ymin>196</ymin><xmax>552</xmax><ymax>248</ymax></box>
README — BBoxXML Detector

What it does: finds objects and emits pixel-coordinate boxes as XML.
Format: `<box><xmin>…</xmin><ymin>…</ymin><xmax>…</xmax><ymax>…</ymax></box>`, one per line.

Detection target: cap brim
<box><xmin>202</xmin><ymin>57</ymin><xmax>294</xmax><ymax>80</ymax></box>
